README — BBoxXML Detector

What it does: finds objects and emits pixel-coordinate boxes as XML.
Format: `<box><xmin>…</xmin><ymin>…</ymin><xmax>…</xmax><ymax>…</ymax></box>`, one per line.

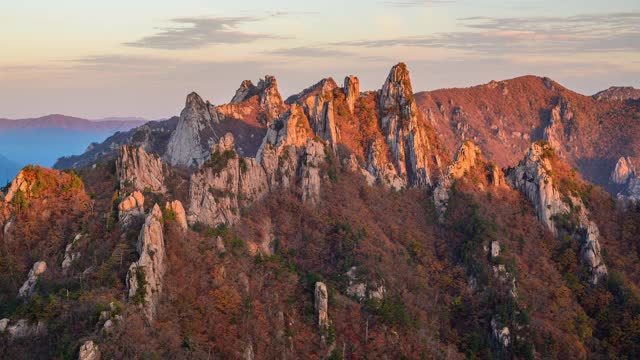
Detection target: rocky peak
<box><xmin>298</xmin><ymin>78</ymin><xmax>340</xmax><ymax>147</ymax></box>
<box><xmin>256</xmin><ymin>75</ymin><xmax>287</xmax><ymax>122</ymax></box>
<box><xmin>344</xmin><ymin>75</ymin><xmax>360</xmax><ymax>114</ymax></box>
<box><xmin>116</xmin><ymin>145</ymin><xmax>165</xmax><ymax>193</ymax></box>
<box><xmin>127</xmin><ymin>204</ymin><xmax>165</xmax><ymax>322</ymax></box>
<box><xmin>380</xmin><ymin>62</ymin><xmax>416</xmax><ymax>121</ymax></box>
<box><xmin>164</xmin><ymin>92</ymin><xmax>218</xmax><ymax>168</ymax></box>
<box><xmin>230</xmin><ymin>80</ymin><xmax>258</xmax><ymax>104</ymax></box>
<box><xmin>377</xmin><ymin>63</ymin><xmax>440</xmax><ymax>187</ymax></box>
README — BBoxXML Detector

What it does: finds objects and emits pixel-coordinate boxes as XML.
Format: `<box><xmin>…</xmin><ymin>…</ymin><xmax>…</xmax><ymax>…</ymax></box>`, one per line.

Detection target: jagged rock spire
<box><xmin>344</xmin><ymin>75</ymin><xmax>360</xmax><ymax>114</ymax></box>
<box><xmin>164</xmin><ymin>92</ymin><xmax>218</xmax><ymax>168</ymax></box>
<box><xmin>377</xmin><ymin>63</ymin><xmax>439</xmax><ymax>187</ymax></box>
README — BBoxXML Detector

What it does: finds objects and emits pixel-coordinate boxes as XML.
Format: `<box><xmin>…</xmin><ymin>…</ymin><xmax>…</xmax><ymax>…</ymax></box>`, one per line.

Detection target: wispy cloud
<box><xmin>266</xmin><ymin>46</ymin><xmax>354</xmax><ymax>58</ymax></box>
<box><xmin>334</xmin><ymin>12</ymin><xmax>640</xmax><ymax>54</ymax></box>
<box><xmin>380</xmin><ymin>0</ymin><xmax>455</xmax><ymax>7</ymax></box>
<box><xmin>124</xmin><ymin>16</ymin><xmax>282</xmax><ymax>50</ymax></box>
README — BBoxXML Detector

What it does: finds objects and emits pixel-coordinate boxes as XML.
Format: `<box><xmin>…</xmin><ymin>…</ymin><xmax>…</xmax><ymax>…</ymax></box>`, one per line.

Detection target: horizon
<box><xmin>0</xmin><ymin>71</ymin><xmax>634</xmax><ymax>121</ymax></box>
<box><xmin>1</xmin><ymin>0</ymin><xmax>639</xmax><ymax>119</ymax></box>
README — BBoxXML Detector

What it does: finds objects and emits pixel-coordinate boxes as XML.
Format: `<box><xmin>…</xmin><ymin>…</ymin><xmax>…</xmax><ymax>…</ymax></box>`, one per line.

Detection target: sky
<box><xmin>0</xmin><ymin>0</ymin><xmax>639</xmax><ymax>120</ymax></box>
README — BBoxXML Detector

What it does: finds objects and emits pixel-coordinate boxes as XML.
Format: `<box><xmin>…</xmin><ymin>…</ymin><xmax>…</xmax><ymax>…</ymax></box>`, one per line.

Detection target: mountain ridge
<box><xmin>3</xmin><ymin>64</ymin><xmax>640</xmax><ymax>359</ymax></box>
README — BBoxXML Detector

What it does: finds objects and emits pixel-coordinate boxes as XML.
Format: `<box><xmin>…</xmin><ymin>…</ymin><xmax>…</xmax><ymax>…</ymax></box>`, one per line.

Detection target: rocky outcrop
<box><xmin>593</xmin><ymin>86</ymin><xmax>640</xmax><ymax>101</ymax></box>
<box><xmin>300</xmin><ymin>139</ymin><xmax>325</xmax><ymax>206</ymax></box>
<box><xmin>165</xmin><ymin>92</ymin><xmax>218</xmax><ymax>167</ymax></box>
<box><xmin>507</xmin><ymin>142</ymin><xmax>607</xmax><ymax>284</ymax></box>
<box><xmin>257</xmin><ymin>105</ymin><xmax>313</xmax><ymax>190</ymax></box>
<box><xmin>491</xmin><ymin>318</ymin><xmax>511</xmax><ymax>349</ymax></box>
<box><xmin>543</xmin><ymin>98</ymin><xmax>573</xmax><ymax>156</ymax></box>
<box><xmin>378</xmin><ymin>63</ymin><xmax>440</xmax><ymax>187</ymax></box>
<box><xmin>365</xmin><ymin>138</ymin><xmax>406</xmax><ymax>190</ymax></box>
<box><xmin>345</xmin><ymin>267</ymin><xmax>385</xmax><ymax>302</ymax></box>
<box><xmin>0</xmin><ymin>319</ymin><xmax>46</xmax><ymax>339</ymax></box>
<box><xmin>189</xmin><ymin>133</ymin><xmax>268</xmax><ymax>227</ymax></box>
<box><xmin>610</xmin><ymin>157</ymin><xmax>640</xmax><ymax>201</ymax></box>
<box><xmin>255</xmin><ymin>76</ymin><xmax>288</xmax><ymax>122</ymax></box>
<box><xmin>116</xmin><ymin>145</ymin><xmax>165</xmax><ymax>193</ymax></box>
<box><xmin>231</xmin><ymin>80</ymin><xmax>258</xmax><ymax>104</ymax></box>
<box><xmin>230</xmin><ymin>76</ymin><xmax>287</xmax><ymax>122</ymax></box>
<box><xmin>298</xmin><ymin>79</ymin><xmax>340</xmax><ymax>148</ymax></box>
<box><xmin>4</xmin><ymin>169</ymin><xmax>32</xmax><ymax>203</ymax></box>
<box><xmin>18</xmin><ymin>261</ymin><xmax>47</xmax><ymax>298</ymax></box>
<box><xmin>62</xmin><ymin>234</ymin><xmax>82</xmax><ymax>272</ymax></box>
<box><xmin>118</xmin><ymin>191</ymin><xmax>145</xmax><ymax>226</ymax></box>
<box><xmin>165</xmin><ymin>200</ymin><xmax>187</xmax><ymax>231</ymax></box>
<box><xmin>78</xmin><ymin>340</ymin><xmax>100</xmax><ymax>360</ymax></box>
<box><xmin>611</xmin><ymin>157</ymin><xmax>635</xmax><ymax>184</ymax></box>
<box><xmin>315</xmin><ymin>282</ymin><xmax>329</xmax><ymax>331</ymax></box>
<box><xmin>127</xmin><ymin>204</ymin><xmax>165</xmax><ymax>322</ymax></box>
<box><xmin>344</xmin><ymin>75</ymin><xmax>360</xmax><ymax>114</ymax></box>
<box><xmin>434</xmin><ymin>141</ymin><xmax>501</xmax><ymax>220</ymax></box>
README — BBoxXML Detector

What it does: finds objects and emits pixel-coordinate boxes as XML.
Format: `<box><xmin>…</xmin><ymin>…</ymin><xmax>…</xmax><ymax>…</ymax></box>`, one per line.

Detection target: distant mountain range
<box><xmin>0</xmin><ymin>114</ymin><xmax>146</xmax><ymax>131</ymax></box>
<box><xmin>0</xmin><ymin>114</ymin><xmax>148</xmax><ymax>184</ymax></box>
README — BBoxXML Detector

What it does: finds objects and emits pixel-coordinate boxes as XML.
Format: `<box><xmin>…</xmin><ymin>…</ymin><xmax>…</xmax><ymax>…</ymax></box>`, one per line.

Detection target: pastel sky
<box><xmin>1</xmin><ymin>0</ymin><xmax>639</xmax><ymax>119</ymax></box>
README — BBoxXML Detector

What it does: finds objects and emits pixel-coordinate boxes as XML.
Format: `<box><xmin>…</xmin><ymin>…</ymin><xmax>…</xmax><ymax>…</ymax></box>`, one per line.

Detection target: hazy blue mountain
<box><xmin>0</xmin><ymin>114</ymin><xmax>148</xmax><ymax>184</ymax></box>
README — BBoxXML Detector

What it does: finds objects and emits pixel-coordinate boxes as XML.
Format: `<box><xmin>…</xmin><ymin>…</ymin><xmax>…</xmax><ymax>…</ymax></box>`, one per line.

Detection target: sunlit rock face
<box><xmin>507</xmin><ymin>142</ymin><xmax>607</xmax><ymax>284</ymax></box>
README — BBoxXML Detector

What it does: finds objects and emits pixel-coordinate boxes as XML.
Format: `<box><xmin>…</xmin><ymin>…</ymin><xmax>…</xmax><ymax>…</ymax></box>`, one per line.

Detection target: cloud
<box><xmin>266</xmin><ymin>46</ymin><xmax>355</xmax><ymax>58</ymax></box>
<box><xmin>379</xmin><ymin>0</ymin><xmax>455</xmax><ymax>7</ymax></box>
<box><xmin>333</xmin><ymin>12</ymin><xmax>640</xmax><ymax>54</ymax></box>
<box><xmin>124</xmin><ymin>16</ymin><xmax>282</xmax><ymax>50</ymax></box>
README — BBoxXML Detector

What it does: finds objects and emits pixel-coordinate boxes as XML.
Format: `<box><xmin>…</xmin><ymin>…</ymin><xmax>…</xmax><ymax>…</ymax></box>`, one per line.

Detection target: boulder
<box><xmin>118</xmin><ymin>191</ymin><xmax>145</xmax><ymax>226</ymax></box>
<box><xmin>78</xmin><ymin>340</ymin><xmax>100</xmax><ymax>360</ymax></box>
<box><xmin>165</xmin><ymin>200</ymin><xmax>187</xmax><ymax>231</ymax></box>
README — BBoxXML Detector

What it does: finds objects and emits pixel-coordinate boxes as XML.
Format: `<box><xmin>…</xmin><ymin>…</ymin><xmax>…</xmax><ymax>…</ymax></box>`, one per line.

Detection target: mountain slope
<box><xmin>415</xmin><ymin>76</ymin><xmax>640</xmax><ymax>189</ymax></box>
